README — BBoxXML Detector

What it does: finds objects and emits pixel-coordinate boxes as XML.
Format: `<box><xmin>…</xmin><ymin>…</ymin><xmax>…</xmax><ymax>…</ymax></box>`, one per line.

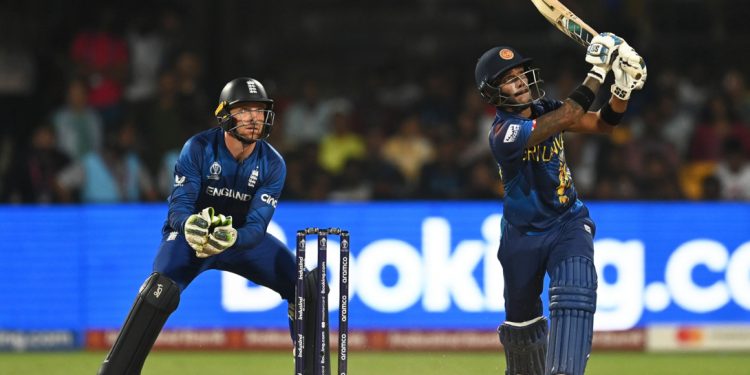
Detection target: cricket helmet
<box><xmin>214</xmin><ymin>77</ymin><xmax>275</xmax><ymax>142</ymax></box>
<box><xmin>475</xmin><ymin>46</ymin><xmax>544</xmax><ymax>107</ymax></box>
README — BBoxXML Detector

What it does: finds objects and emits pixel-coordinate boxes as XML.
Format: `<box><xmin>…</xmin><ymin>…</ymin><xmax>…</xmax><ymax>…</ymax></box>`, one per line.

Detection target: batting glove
<box><xmin>611</xmin><ymin>45</ymin><xmax>647</xmax><ymax>100</ymax></box>
<box><xmin>197</xmin><ymin>215</ymin><xmax>237</xmax><ymax>258</ymax></box>
<box><xmin>585</xmin><ymin>32</ymin><xmax>624</xmax><ymax>84</ymax></box>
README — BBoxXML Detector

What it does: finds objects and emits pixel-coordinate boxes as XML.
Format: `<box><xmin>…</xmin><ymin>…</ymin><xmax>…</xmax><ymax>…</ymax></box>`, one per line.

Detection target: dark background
<box><xmin>1</xmin><ymin>0</ymin><xmax>749</xmax><ymax>203</ymax></box>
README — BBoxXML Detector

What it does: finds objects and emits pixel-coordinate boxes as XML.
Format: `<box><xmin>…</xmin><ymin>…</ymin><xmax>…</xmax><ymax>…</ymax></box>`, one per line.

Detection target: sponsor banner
<box><xmin>0</xmin><ymin>330</ymin><xmax>78</xmax><ymax>351</ymax></box>
<box><xmin>1</xmin><ymin>203</ymin><xmax>749</xmax><ymax>333</ymax></box>
<box><xmin>85</xmin><ymin>328</ymin><xmax>642</xmax><ymax>351</ymax></box>
<box><xmin>647</xmin><ymin>325</ymin><xmax>750</xmax><ymax>352</ymax></box>
<box><xmin>593</xmin><ymin>329</ymin><xmax>645</xmax><ymax>351</ymax></box>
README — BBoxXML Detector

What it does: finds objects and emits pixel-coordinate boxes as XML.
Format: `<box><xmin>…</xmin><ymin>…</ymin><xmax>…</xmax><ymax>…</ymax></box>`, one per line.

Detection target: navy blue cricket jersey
<box><xmin>489</xmin><ymin>98</ymin><xmax>584</xmax><ymax>233</ymax></box>
<box><xmin>164</xmin><ymin>127</ymin><xmax>286</xmax><ymax>249</ymax></box>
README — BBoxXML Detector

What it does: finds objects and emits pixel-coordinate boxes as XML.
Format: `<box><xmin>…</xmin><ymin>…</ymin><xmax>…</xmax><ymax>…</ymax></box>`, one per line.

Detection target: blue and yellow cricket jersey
<box><xmin>488</xmin><ymin>98</ymin><xmax>584</xmax><ymax>233</ymax></box>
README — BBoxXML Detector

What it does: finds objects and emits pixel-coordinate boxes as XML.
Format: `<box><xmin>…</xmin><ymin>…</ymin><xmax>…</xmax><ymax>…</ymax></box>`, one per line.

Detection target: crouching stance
<box><xmin>98</xmin><ymin>77</ymin><xmax>323</xmax><ymax>374</ymax></box>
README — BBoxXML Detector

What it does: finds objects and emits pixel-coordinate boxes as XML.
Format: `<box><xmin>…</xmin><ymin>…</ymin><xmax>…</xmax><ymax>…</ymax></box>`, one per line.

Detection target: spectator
<box><xmin>2</xmin><ymin>125</ymin><xmax>70</xmax><ymax>203</ymax></box>
<box><xmin>53</xmin><ymin>79</ymin><xmax>104</xmax><ymax>162</ymax></box>
<box><xmin>418</xmin><ymin>139</ymin><xmax>464</xmax><ymax>199</ymax></box>
<box><xmin>133</xmin><ymin>69</ymin><xmax>189</xmax><ymax>177</ymax></box>
<box><xmin>282</xmin><ymin>80</ymin><xmax>337</xmax><ymax>147</ymax></box>
<box><xmin>722</xmin><ymin>69</ymin><xmax>750</xmax><ymax>125</ymax></box>
<box><xmin>714</xmin><ymin>139</ymin><xmax>750</xmax><ymax>200</ymax></box>
<box><xmin>124</xmin><ymin>13</ymin><xmax>165</xmax><ymax>103</ymax></box>
<box><xmin>419</xmin><ymin>72</ymin><xmax>459</xmax><ymax>139</ymax></box>
<box><xmin>636</xmin><ymin>151</ymin><xmax>684</xmax><ymax>200</ymax></box>
<box><xmin>69</xmin><ymin>7</ymin><xmax>129</xmax><ymax>127</ymax></box>
<box><xmin>57</xmin><ymin>122</ymin><xmax>157</xmax><ymax>203</ymax></box>
<box><xmin>318</xmin><ymin>110</ymin><xmax>366</xmax><ymax>175</ymax></box>
<box><xmin>650</xmin><ymin>93</ymin><xmax>694</xmax><ymax>158</ymax></box>
<box><xmin>381</xmin><ymin>114</ymin><xmax>435</xmax><ymax>188</ymax></box>
<box><xmin>688</xmin><ymin>96</ymin><xmax>750</xmax><ymax>161</ymax></box>
<box><xmin>362</xmin><ymin>127</ymin><xmax>408</xmax><ymax>200</ymax></box>
<box><xmin>174</xmin><ymin>50</ymin><xmax>211</xmax><ymax>132</ymax></box>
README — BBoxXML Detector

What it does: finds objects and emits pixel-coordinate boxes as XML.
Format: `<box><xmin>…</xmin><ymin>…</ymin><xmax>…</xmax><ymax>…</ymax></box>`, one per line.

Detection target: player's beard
<box><xmin>230</xmin><ymin>123</ymin><xmax>261</xmax><ymax>145</ymax></box>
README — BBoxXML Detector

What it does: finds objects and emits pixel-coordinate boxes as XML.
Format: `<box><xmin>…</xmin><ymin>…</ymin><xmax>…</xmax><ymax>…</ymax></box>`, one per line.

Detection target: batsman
<box><xmin>97</xmin><ymin>77</ymin><xmax>326</xmax><ymax>375</ymax></box>
<box><xmin>475</xmin><ymin>33</ymin><xmax>646</xmax><ymax>375</ymax></box>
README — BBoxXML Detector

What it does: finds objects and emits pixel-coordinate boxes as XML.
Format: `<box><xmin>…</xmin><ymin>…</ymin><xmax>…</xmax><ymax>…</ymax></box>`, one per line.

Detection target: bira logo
<box><xmin>154</xmin><ymin>284</ymin><xmax>163</xmax><ymax>298</ymax></box>
<box><xmin>208</xmin><ymin>162</ymin><xmax>222</xmax><ymax>180</ymax></box>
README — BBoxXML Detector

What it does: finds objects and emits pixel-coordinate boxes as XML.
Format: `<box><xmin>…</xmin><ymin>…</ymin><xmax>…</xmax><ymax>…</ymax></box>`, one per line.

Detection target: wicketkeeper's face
<box><xmin>229</xmin><ymin>103</ymin><xmax>267</xmax><ymax>140</ymax></box>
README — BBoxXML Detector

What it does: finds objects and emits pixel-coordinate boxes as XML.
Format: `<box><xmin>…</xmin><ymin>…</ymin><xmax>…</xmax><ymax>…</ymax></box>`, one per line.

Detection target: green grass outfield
<box><xmin>1</xmin><ymin>351</ymin><xmax>748</xmax><ymax>374</ymax></box>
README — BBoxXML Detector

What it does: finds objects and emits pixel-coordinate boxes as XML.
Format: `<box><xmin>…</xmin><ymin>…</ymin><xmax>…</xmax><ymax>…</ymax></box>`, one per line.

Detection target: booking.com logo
<box><xmin>220</xmin><ymin>215</ymin><xmax>750</xmax><ymax>331</ymax></box>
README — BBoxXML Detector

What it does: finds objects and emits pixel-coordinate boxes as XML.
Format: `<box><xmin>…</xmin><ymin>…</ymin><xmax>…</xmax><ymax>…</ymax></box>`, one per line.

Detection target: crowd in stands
<box><xmin>1</xmin><ymin>1</ymin><xmax>749</xmax><ymax>204</ymax></box>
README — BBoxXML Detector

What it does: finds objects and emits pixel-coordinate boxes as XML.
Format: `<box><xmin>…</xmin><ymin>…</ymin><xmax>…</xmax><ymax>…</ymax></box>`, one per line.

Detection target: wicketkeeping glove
<box><xmin>196</xmin><ymin>215</ymin><xmax>237</xmax><ymax>258</ymax></box>
<box><xmin>585</xmin><ymin>32</ymin><xmax>624</xmax><ymax>84</ymax></box>
<box><xmin>611</xmin><ymin>45</ymin><xmax>647</xmax><ymax>100</ymax></box>
<box><xmin>184</xmin><ymin>207</ymin><xmax>216</xmax><ymax>252</ymax></box>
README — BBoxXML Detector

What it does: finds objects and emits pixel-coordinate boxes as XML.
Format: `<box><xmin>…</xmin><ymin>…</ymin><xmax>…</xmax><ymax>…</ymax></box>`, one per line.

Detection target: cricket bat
<box><xmin>529</xmin><ymin>0</ymin><xmax>599</xmax><ymax>47</ymax></box>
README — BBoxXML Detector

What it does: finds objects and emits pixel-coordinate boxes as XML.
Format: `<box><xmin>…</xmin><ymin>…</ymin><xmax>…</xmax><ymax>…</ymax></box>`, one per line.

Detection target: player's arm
<box><xmin>527</xmin><ymin>33</ymin><xmax>623</xmax><ymax>146</ymax></box>
<box><xmin>569</xmin><ymin>44</ymin><xmax>647</xmax><ymax>134</ymax></box>
<box><xmin>167</xmin><ymin>138</ymin><xmax>204</xmax><ymax>232</ymax></box>
<box><xmin>566</xmin><ymin>96</ymin><xmax>627</xmax><ymax>134</ymax></box>
<box><xmin>526</xmin><ymin>76</ymin><xmax>601</xmax><ymax>147</ymax></box>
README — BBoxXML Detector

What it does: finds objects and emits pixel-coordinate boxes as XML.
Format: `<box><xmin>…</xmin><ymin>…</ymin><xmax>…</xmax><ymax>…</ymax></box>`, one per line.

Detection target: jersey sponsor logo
<box><xmin>208</xmin><ymin>162</ymin><xmax>222</xmax><ymax>180</ymax></box>
<box><xmin>504</xmin><ymin>124</ymin><xmax>520</xmax><ymax>143</ymax></box>
<box><xmin>248</xmin><ymin>167</ymin><xmax>259</xmax><ymax>189</ymax></box>
<box><xmin>261</xmin><ymin>193</ymin><xmax>278</xmax><ymax>208</ymax></box>
<box><xmin>206</xmin><ymin>186</ymin><xmax>252</xmax><ymax>201</ymax></box>
<box><xmin>167</xmin><ymin>231</ymin><xmax>179</xmax><ymax>241</ymax></box>
<box><xmin>584</xmin><ymin>224</ymin><xmax>592</xmax><ymax>234</ymax></box>
<box><xmin>174</xmin><ymin>175</ymin><xmax>186</xmax><ymax>187</ymax></box>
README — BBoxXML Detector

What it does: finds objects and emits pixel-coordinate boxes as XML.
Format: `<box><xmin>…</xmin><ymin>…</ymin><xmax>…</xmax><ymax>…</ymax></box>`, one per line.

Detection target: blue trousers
<box><xmin>153</xmin><ymin>230</ymin><xmax>297</xmax><ymax>302</ymax></box>
<box><xmin>498</xmin><ymin>206</ymin><xmax>597</xmax><ymax>322</ymax></box>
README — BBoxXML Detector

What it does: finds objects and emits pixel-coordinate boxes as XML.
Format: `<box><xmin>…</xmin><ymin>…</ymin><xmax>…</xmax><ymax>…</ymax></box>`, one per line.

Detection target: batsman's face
<box><xmin>229</xmin><ymin>103</ymin><xmax>266</xmax><ymax>140</ymax></box>
<box><xmin>498</xmin><ymin>66</ymin><xmax>532</xmax><ymax>103</ymax></box>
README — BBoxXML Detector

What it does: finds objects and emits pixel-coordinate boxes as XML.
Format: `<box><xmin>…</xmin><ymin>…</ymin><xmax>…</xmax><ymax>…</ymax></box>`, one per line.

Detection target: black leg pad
<box><xmin>98</xmin><ymin>272</ymin><xmax>180</xmax><ymax>375</ymax></box>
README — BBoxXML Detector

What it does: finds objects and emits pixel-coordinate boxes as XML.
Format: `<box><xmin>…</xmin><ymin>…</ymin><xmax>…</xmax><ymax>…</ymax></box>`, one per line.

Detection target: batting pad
<box><xmin>546</xmin><ymin>256</ymin><xmax>597</xmax><ymax>375</ymax></box>
<box><xmin>498</xmin><ymin>317</ymin><xmax>548</xmax><ymax>375</ymax></box>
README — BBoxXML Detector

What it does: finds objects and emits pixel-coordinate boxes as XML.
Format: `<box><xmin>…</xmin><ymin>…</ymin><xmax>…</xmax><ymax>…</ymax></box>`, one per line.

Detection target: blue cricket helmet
<box><xmin>475</xmin><ymin>46</ymin><xmax>542</xmax><ymax>106</ymax></box>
